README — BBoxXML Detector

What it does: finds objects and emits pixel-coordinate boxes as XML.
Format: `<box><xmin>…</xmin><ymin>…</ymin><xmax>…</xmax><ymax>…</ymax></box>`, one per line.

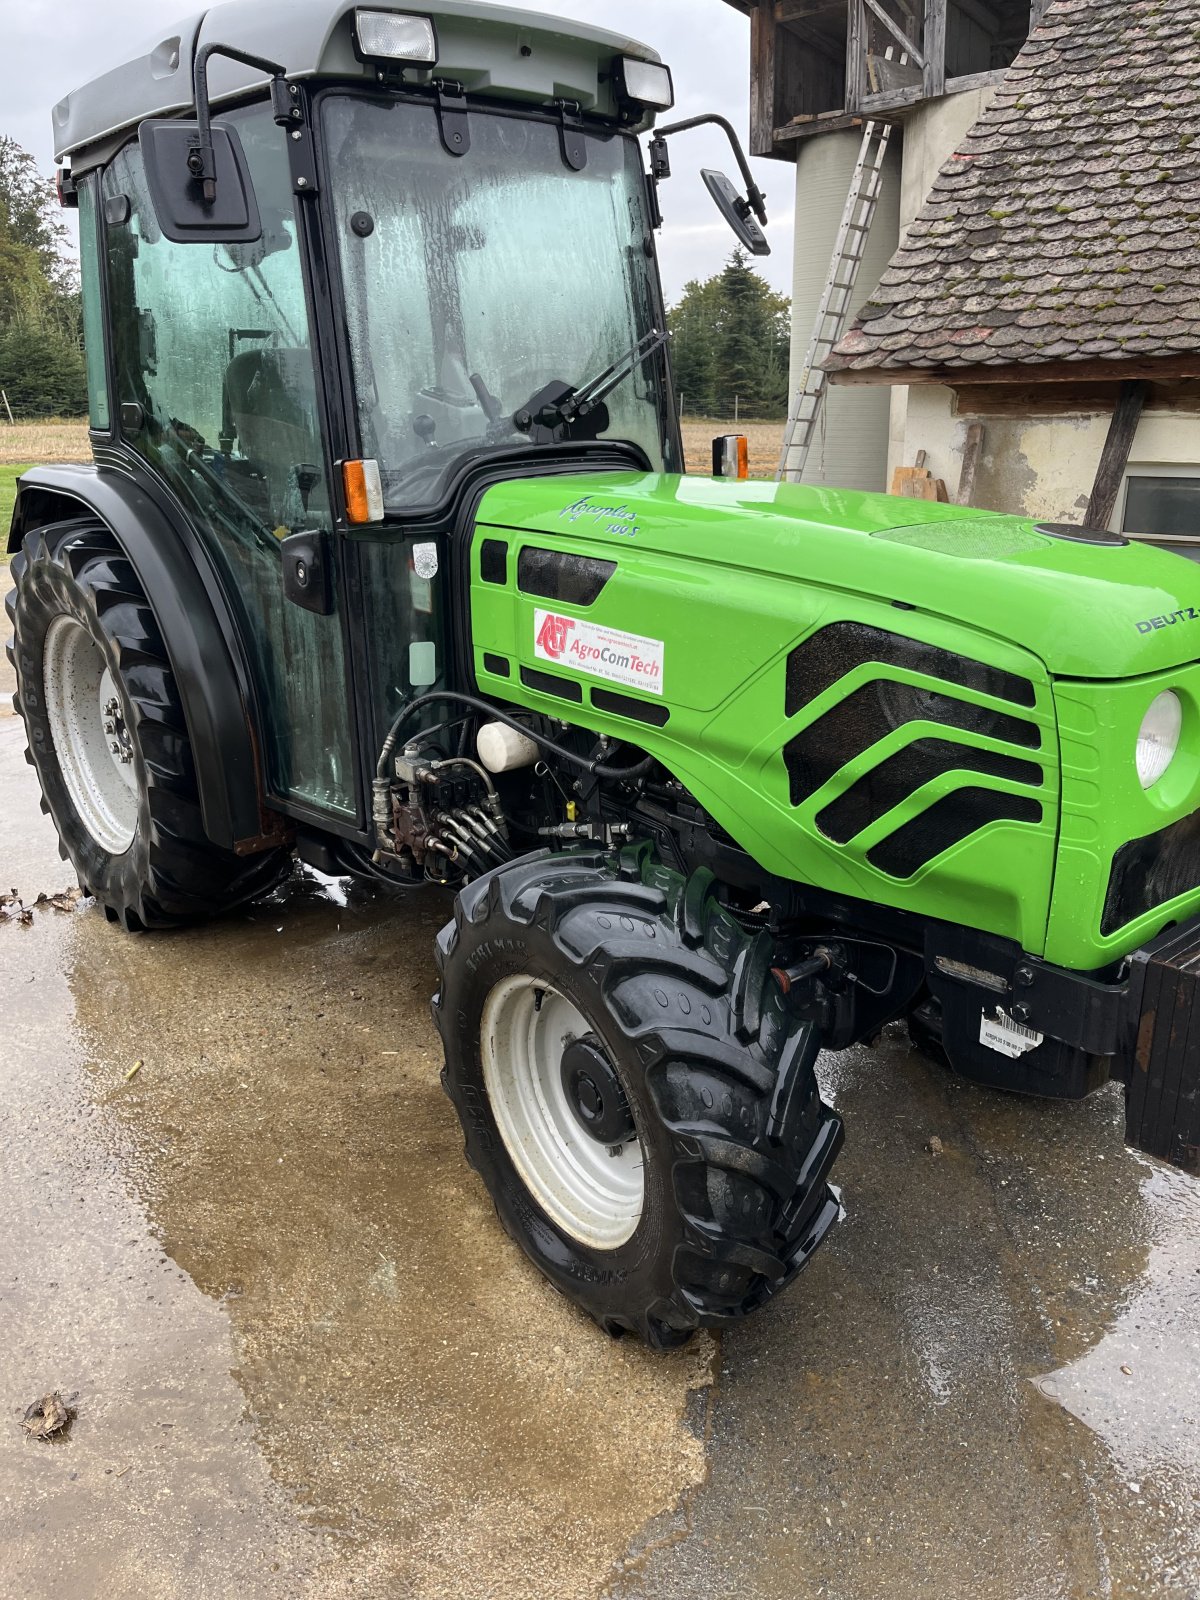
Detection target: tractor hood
<box><xmin>476</xmin><ymin>472</ymin><xmax>1200</xmax><ymax>681</ymax></box>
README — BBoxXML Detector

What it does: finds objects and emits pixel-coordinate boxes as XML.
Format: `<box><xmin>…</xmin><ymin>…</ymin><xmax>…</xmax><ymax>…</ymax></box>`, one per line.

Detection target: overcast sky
<box><xmin>2</xmin><ymin>0</ymin><xmax>795</xmax><ymax>306</ymax></box>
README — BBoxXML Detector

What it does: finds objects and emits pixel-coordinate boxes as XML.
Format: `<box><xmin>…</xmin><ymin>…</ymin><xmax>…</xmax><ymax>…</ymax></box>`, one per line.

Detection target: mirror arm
<box><xmin>648</xmin><ymin>113</ymin><xmax>768</xmax><ymax>226</ymax></box>
<box><xmin>191</xmin><ymin>42</ymin><xmax>289</xmax><ymax>203</ymax></box>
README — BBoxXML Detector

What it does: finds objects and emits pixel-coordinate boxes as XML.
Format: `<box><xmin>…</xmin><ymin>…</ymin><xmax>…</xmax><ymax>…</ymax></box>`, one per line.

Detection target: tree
<box><xmin>667</xmin><ymin>274</ymin><xmax>720</xmax><ymax>411</ymax></box>
<box><xmin>0</xmin><ymin>137</ymin><xmax>76</xmax><ymax>294</ymax></box>
<box><xmin>667</xmin><ymin>249</ymin><xmax>790</xmax><ymax>419</ymax></box>
<box><xmin>0</xmin><ymin>323</ymin><xmax>86</xmax><ymax>417</ymax></box>
<box><xmin>0</xmin><ymin>136</ymin><xmax>85</xmax><ymax>417</ymax></box>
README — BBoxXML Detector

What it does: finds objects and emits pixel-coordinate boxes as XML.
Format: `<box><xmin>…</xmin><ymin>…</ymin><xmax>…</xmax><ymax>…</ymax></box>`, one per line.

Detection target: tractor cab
<box><xmin>46</xmin><ymin>1</ymin><xmax>761</xmax><ymax>830</ymax></box>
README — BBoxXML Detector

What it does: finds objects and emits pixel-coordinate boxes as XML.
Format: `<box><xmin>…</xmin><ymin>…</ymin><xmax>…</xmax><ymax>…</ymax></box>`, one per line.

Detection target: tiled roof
<box><xmin>827</xmin><ymin>0</ymin><xmax>1200</xmax><ymax>378</ymax></box>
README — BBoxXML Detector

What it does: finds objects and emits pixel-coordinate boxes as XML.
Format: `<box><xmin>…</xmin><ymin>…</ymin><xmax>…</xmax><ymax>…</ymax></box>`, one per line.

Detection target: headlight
<box><xmin>354</xmin><ymin>10</ymin><xmax>438</xmax><ymax>64</ymax></box>
<box><xmin>614</xmin><ymin>57</ymin><xmax>675</xmax><ymax>111</ymax></box>
<box><xmin>1136</xmin><ymin>690</ymin><xmax>1183</xmax><ymax>788</ymax></box>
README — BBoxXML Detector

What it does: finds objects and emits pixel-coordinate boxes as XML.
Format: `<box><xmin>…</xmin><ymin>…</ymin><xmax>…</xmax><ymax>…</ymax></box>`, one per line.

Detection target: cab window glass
<box><xmin>101</xmin><ymin>104</ymin><xmax>355</xmax><ymax>818</ymax></box>
<box><xmin>76</xmin><ymin>177</ymin><xmax>110</xmax><ymax>431</ymax></box>
<box><xmin>323</xmin><ymin>96</ymin><xmax>671</xmax><ymax>511</ymax></box>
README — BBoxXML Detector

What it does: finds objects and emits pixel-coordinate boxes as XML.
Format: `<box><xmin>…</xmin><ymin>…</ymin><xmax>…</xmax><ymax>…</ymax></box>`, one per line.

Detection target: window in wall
<box><xmin>1122</xmin><ymin>473</ymin><xmax>1200</xmax><ymax>540</ymax></box>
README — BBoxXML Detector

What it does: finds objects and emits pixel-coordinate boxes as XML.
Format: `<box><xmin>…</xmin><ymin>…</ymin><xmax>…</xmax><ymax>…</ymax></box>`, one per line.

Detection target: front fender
<box><xmin>9</xmin><ymin>463</ymin><xmax>269</xmax><ymax>851</ymax></box>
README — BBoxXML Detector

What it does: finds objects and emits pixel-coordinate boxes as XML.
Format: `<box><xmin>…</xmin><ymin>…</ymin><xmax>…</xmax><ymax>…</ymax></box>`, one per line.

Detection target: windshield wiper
<box><xmin>513</xmin><ymin>328</ymin><xmax>668</xmax><ymax>439</ymax></box>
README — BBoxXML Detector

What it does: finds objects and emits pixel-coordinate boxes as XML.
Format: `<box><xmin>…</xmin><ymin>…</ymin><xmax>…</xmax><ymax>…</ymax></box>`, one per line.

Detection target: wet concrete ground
<box><xmin>3</xmin><ymin>660</ymin><xmax>1200</xmax><ymax>1598</ymax></box>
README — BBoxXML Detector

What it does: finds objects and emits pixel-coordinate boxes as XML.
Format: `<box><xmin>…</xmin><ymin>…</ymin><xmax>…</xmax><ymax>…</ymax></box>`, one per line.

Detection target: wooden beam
<box><xmin>955</xmin><ymin>422</ymin><xmax>984</xmax><ymax>506</ymax></box>
<box><xmin>862</xmin><ymin>0</ymin><xmax>926</xmax><ymax>64</ymax></box>
<box><xmin>775</xmin><ymin>0</ymin><xmax>844</xmax><ymax>20</ymax></box>
<box><xmin>950</xmin><ymin>381</ymin><xmax>1200</xmax><ymax>418</ymax></box>
<box><xmin>1086</xmin><ymin>381</ymin><xmax>1148</xmax><ymax>529</ymax></box>
<box><xmin>923</xmin><ymin>0</ymin><xmax>947</xmax><ymax>98</ymax></box>
<box><xmin>862</xmin><ymin>81</ymin><xmax>925</xmax><ymax>113</ymax></box>
<box><xmin>750</xmin><ymin>0</ymin><xmax>779</xmax><ymax>158</ymax></box>
<box><xmin>944</xmin><ymin>67</ymin><xmax>1008</xmax><ymax>96</ymax></box>
<box><xmin>827</xmin><ymin>354</ymin><xmax>1200</xmax><ymax>388</ymax></box>
<box><xmin>846</xmin><ymin>0</ymin><xmax>867</xmax><ymax>112</ymax></box>
<box><xmin>776</xmin><ymin>111</ymin><xmax>866</xmax><ymax>140</ymax></box>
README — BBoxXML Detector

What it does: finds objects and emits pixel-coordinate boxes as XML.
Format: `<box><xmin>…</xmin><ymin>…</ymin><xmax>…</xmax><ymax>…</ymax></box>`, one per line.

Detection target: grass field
<box><xmin>0</xmin><ymin>419</ymin><xmax>90</xmax><ymax>468</ymax></box>
<box><xmin>0</xmin><ymin>422</ymin><xmax>91</xmax><ymax>568</ymax></box>
<box><xmin>0</xmin><ymin>416</ymin><xmax>785</xmax><ymax>540</ymax></box>
<box><xmin>0</xmin><ymin>466</ymin><xmax>31</xmax><ymax>544</ymax></box>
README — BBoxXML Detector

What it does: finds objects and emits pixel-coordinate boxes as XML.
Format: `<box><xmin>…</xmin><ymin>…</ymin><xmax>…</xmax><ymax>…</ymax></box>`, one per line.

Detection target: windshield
<box><xmin>321</xmin><ymin>95</ymin><xmax>673</xmax><ymax>510</ymax></box>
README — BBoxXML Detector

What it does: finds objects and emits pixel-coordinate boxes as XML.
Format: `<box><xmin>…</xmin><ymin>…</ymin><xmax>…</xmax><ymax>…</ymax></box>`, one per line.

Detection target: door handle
<box><xmin>281</xmin><ymin>528</ymin><xmax>334</xmax><ymax>615</ymax></box>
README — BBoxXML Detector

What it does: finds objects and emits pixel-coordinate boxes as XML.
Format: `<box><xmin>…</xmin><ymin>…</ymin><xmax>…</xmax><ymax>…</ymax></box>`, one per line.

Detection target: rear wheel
<box><xmin>5</xmin><ymin>517</ymin><xmax>289</xmax><ymax>929</ymax></box>
<box><xmin>434</xmin><ymin>844</ymin><xmax>844</xmax><ymax>1347</ymax></box>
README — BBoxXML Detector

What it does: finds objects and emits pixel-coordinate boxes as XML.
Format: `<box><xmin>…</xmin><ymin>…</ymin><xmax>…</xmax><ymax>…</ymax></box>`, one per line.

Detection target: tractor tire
<box><xmin>434</xmin><ymin>843</ymin><xmax>844</xmax><ymax>1348</ymax></box>
<box><xmin>5</xmin><ymin>517</ymin><xmax>290</xmax><ymax>930</ymax></box>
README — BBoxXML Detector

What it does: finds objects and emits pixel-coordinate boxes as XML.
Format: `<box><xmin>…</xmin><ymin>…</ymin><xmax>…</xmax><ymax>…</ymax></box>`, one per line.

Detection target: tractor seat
<box><xmin>225</xmin><ymin>347</ymin><xmax>321</xmax><ymax>510</ymax></box>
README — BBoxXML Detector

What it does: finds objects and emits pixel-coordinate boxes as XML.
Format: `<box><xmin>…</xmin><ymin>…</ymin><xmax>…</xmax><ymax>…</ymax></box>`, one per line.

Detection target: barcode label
<box><xmin>979</xmin><ymin>1008</ymin><xmax>1044</xmax><ymax>1059</ymax></box>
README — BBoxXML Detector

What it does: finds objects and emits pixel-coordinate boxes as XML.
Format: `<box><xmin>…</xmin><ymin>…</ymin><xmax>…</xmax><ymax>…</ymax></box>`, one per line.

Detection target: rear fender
<box><xmin>9</xmin><ymin>463</ymin><xmax>271</xmax><ymax>852</ymax></box>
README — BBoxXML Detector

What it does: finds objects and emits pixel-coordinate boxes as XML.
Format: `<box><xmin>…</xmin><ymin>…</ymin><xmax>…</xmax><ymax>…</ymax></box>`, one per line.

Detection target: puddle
<box><xmin>0</xmin><ymin>913</ymin><xmax>330</xmax><ymax>1597</ymax></box>
<box><xmin>1036</xmin><ymin>1160</ymin><xmax>1200</xmax><ymax>1567</ymax></box>
<box><xmin>59</xmin><ymin>871</ymin><xmax>714</xmax><ymax>1598</ymax></box>
<box><xmin>1</xmin><ymin>709</ymin><xmax>713</xmax><ymax>1598</ymax></box>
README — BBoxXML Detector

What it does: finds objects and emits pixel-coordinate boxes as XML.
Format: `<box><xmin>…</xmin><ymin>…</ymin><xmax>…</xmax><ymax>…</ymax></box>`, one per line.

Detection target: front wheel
<box><xmin>434</xmin><ymin>845</ymin><xmax>844</xmax><ymax>1347</ymax></box>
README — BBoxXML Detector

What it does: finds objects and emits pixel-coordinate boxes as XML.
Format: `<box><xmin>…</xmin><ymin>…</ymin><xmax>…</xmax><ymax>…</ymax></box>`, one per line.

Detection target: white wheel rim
<box><xmin>481</xmin><ymin>975</ymin><xmax>645</xmax><ymax>1249</ymax></box>
<box><xmin>42</xmin><ymin>615</ymin><xmax>138</xmax><ymax>855</ymax></box>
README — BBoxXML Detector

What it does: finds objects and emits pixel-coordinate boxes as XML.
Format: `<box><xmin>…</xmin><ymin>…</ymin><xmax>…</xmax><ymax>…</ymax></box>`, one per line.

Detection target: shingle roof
<box><xmin>827</xmin><ymin>0</ymin><xmax>1200</xmax><ymax>379</ymax></box>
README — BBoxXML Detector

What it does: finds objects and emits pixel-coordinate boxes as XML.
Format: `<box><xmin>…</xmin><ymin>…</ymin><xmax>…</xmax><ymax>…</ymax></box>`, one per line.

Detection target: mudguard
<box><xmin>8</xmin><ymin>462</ymin><xmax>267</xmax><ymax>851</ymax></box>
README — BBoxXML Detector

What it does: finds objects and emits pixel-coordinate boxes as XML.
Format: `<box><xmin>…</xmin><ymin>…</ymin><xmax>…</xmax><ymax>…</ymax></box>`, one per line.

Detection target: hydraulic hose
<box><xmin>374</xmin><ymin>691</ymin><xmax>656</xmax><ymax>783</ymax></box>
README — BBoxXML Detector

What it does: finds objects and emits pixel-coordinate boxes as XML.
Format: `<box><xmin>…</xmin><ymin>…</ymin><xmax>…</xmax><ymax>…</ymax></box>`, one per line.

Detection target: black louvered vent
<box><xmin>519</xmin><ymin>665</ymin><xmax>583</xmax><ymax>703</ymax></box>
<box><xmin>479</xmin><ymin>539</ymin><xmax>508</xmax><ymax>585</ymax></box>
<box><xmin>1102</xmin><ymin>811</ymin><xmax>1200</xmax><ymax>936</ymax></box>
<box><xmin>816</xmin><ymin>738</ymin><xmax>1043</xmax><ymax>843</ymax></box>
<box><xmin>785</xmin><ymin>623</ymin><xmax>1036</xmax><ymax>719</ymax></box>
<box><xmin>518</xmin><ymin>547</ymin><xmax>616</xmax><ymax>606</ymax></box>
<box><xmin>591</xmin><ymin>687</ymin><xmax>670</xmax><ymax>727</ymax></box>
<box><xmin>868</xmin><ymin>792</ymin><xmax>1043</xmax><ymax>879</ymax></box>
<box><xmin>784</xmin><ymin>683</ymin><xmax>1040</xmax><ymax>808</ymax></box>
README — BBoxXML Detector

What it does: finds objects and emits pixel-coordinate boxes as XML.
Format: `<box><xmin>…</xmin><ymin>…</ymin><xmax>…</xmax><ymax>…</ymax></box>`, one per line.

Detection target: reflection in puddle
<box><xmin>297</xmin><ymin>863</ymin><xmax>351</xmax><ymax>908</ymax></box>
<box><xmin>1037</xmin><ymin>1161</ymin><xmax>1200</xmax><ymax>1493</ymax></box>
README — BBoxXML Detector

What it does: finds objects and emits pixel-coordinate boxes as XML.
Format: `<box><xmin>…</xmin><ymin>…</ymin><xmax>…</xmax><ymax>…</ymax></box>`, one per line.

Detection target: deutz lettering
<box><xmin>1137</xmin><ymin>607</ymin><xmax>1200</xmax><ymax>634</ymax></box>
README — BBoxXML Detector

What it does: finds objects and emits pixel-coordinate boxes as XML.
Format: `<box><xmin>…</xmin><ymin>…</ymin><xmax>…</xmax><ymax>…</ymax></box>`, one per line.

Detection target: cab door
<box><xmin>100</xmin><ymin>100</ymin><xmax>357</xmax><ymax>822</ymax></box>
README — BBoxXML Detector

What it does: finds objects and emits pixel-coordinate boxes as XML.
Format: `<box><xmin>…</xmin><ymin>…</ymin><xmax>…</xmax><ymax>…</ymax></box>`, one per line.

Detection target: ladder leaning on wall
<box><xmin>776</xmin><ymin>116</ymin><xmax>895</xmax><ymax>484</ymax></box>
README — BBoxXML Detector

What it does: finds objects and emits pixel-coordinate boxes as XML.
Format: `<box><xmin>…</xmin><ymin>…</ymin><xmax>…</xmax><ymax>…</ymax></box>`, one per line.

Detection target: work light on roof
<box><xmin>615</xmin><ymin>57</ymin><xmax>674</xmax><ymax>112</ymax></box>
<box><xmin>354</xmin><ymin>9</ymin><xmax>438</xmax><ymax>65</ymax></box>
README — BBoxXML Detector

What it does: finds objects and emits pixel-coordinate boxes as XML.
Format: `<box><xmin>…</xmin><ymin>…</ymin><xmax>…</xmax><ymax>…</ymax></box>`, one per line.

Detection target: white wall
<box><xmin>886</xmin><ymin>86</ymin><xmax>998</xmax><ymax>485</ymax></box>
<box><xmin>894</xmin><ymin>387</ymin><xmax>1200</xmax><ymax>523</ymax></box>
<box><xmin>788</xmin><ymin>129</ymin><xmax>901</xmax><ymax>490</ymax></box>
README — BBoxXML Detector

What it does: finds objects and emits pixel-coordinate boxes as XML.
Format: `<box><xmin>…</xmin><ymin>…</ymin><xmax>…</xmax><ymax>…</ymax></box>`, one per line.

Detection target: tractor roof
<box><xmin>53</xmin><ymin>0</ymin><xmax>662</xmax><ymax>162</ymax></box>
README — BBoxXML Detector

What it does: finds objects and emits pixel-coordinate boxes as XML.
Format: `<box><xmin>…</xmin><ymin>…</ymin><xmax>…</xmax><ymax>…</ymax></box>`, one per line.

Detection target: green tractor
<box><xmin>8</xmin><ymin>1</ymin><xmax>1200</xmax><ymax>1348</ymax></box>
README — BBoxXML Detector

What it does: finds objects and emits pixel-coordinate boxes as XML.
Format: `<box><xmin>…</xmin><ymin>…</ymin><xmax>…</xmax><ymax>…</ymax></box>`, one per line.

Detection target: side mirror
<box><xmin>139</xmin><ymin>120</ymin><xmax>262</xmax><ymax>243</ymax></box>
<box><xmin>702</xmin><ymin>170</ymin><xmax>770</xmax><ymax>257</ymax></box>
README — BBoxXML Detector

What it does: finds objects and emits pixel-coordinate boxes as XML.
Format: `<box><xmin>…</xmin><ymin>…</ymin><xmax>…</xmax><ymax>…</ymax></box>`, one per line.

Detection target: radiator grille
<box><xmin>783</xmin><ymin>623</ymin><xmax>1045</xmax><ymax>879</ymax></box>
<box><xmin>785</xmin><ymin>623</ymin><xmax>1036</xmax><ymax>719</ymax></box>
<box><xmin>1103</xmin><ymin>811</ymin><xmax>1200</xmax><ymax>936</ymax></box>
<box><xmin>816</xmin><ymin>738</ymin><xmax>1043</xmax><ymax>843</ymax></box>
<box><xmin>868</xmin><ymin>792</ymin><xmax>1043</xmax><ymax>879</ymax></box>
<box><xmin>784</xmin><ymin>683</ymin><xmax>1040</xmax><ymax>808</ymax></box>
